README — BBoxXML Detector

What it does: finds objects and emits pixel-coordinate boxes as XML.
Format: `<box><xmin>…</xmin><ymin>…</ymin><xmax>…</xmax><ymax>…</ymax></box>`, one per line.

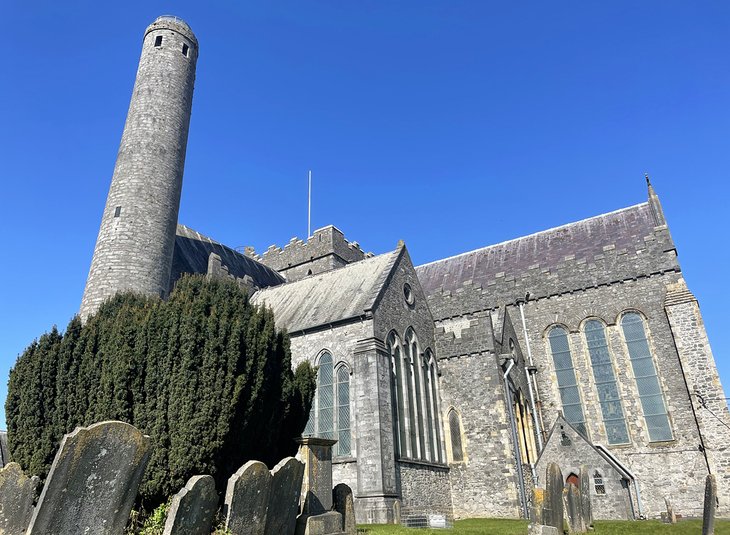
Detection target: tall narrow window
<box><xmin>317</xmin><ymin>353</ymin><xmax>334</xmax><ymax>439</ymax></box>
<box><xmin>621</xmin><ymin>313</ymin><xmax>673</xmax><ymax>441</ymax></box>
<box><xmin>548</xmin><ymin>327</ymin><xmax>588</xmax><ymax>437</ymax></box>
<box><xmin>448</xmin><ymin>409</ymin><xmax>464</xmax><ymax>462</ymax></box>
<box><xmin>388</xmin><ymin>333</ymin><xmax>408</xmax><ymax>458</ymax></box>
<box><xmin>336</xmin><ymin>365</ymin><xmax>351</xmax><ymax>456</ymax></box>
<box><xmin>406</xmin><ymin>330</ymin><xmax>426</xmax><ymax>460</ymax></box>
<box><xmin>584</xmin><ymin>320</ymin><xmax>629</xmax><ymax>444</ymax></box>
<box><xmin>182</xmin><ymin>43</ymin><xmax>189</xmax><ymax>57</ymax></box>
<box><xmin>428</xmin><ymin>353</ymin><xmax>443</xmax><ymax>463</ymax></box>
<box><xmin>154</xmin><ymin>35</ymin><xmax>163</xmax><ymax>47</ymax></box>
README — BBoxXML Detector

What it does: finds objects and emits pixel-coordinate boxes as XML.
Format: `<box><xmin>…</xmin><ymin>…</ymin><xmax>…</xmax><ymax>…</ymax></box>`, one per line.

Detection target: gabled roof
<box><xmin>170</xmin><ymin>224</ymin><xmax>285</xmax><ymax>292</ymax></box>
<box><xmin>416</xmin><ymin>202</ymin><xmax>660</xmax><ymax>297</ymax></box>
<box><xmin>251</xmin><ymin>248</ymin><xmax>402</xmax><ymax>333</ymax></box>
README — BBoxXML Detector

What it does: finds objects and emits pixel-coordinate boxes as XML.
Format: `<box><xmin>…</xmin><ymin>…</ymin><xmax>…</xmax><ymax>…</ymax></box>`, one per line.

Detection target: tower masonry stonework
<box><xmin>80</xmin><ymin>16</ymin><xmax>198</xmax><ymax>320</ymax></box>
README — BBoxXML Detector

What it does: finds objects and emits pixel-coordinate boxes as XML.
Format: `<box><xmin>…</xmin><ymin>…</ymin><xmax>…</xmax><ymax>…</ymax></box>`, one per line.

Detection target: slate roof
<box><xmin>251</xmin><ymin>249</ymin><xmax>401</xmax><ymax>333</ymax></box>
<box><xmin>416</xmin><ymin>203</ymin><xmax>659</xmax><ymax>297</ymax></box>
<box><xmin>170</xmin><ymin>224</ymin><xmax>285</xmax><ymax>292</ymax></box>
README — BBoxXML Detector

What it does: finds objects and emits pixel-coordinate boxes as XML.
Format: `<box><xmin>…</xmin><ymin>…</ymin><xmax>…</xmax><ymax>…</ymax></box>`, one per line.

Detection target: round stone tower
<box><xmin>80</xmin><ymin>16</ymin><xmax>198</xmax><ymax>320</ymax></box>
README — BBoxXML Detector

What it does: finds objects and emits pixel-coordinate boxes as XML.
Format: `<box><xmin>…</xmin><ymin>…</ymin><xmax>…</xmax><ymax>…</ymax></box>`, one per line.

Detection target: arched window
<box><xmin>405</xmin><ymin>329</ymin><xmax>426</xmax><ymax>460</ymax></box>
<box><xmin>303</xmin><ymin>352</ymin><xmax>352</xmax><ymax>456</ymax></box>
<box><xmin>621</xmin><ymin>313</ymin><xmax>673</xmax><ymax>442</ymax></box>
<box><xmin>388</xmin><ymin>332</ymin><xmax>408</xmax><ymax>458</ymax></box>
<box><xmin>317</xmin><ymin>352</ymin><xmax>334</xmax><ymax>439</ymax></box>
<box><xmin>425</xmin><ymin>349</ymin><xmax>443</xmax><ymax>463</ymax></box>
<box><xmin>548</xmin><ymin>326</ymin><xmax>587</xmax><ymax>437</ymax></box>
<box><xmin>584</xmin><ymin>320</ymin><xmax>629</xmax><ymax>444</ymax></box>
<box><xmin>594</xmin><ymin>471</ymin><xmax>606</xmax><ymax>495</ymax></box>
<box><xmin>336</xmin><ymin>365</ymin><xmax>351</xmax><ymax>456</ymax></box>
<box><xmin>448</xmin><ymin>409</ymin><xmax>464</xmax><ymax>462</ymax></box>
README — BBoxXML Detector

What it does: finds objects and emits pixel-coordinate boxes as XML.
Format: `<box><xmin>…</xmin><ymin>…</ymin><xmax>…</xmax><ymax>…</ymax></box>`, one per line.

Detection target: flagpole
<box><xmin>308</xmin><ymin>170</ymin><xmax>312</xmax><ymax>238</ymax></box>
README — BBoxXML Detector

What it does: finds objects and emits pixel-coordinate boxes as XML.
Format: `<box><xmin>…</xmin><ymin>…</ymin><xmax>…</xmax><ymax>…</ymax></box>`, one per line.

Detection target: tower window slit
<box><xmin>114</xmin><ymin>206</ymin><xmax>121</xmax><ymax>217</ymax></box>
<box><xmin>154</xmin><ymin>35</ymin><xmax>163</xmax><ymax>48</ymax></box>
<box><xmin>182</xmin><ymin>44</ymin><xmax>189</xmax><ymax>57</ymax></box>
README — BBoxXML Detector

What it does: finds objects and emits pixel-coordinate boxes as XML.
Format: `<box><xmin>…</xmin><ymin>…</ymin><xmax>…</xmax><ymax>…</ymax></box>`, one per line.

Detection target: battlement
<box><xmin>252</xmin><ymin>225</ymin><xmax>373</xmax><ymax>281</ymax></box>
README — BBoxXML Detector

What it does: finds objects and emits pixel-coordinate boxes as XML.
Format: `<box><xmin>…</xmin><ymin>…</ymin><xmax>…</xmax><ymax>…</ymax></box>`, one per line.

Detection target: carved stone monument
<box><xmin>164</xmin><ymin>475</ymin><xmax>219</xmax><ymax>535</ymax></box>
<box><xmin>225</xmin><ymin>461</ymin><xmax>273</xmax><ymax>535</ymax></box>
<box><xmin>0</xmin><ymin>462</ymin><xmax>40</xmax><ymax>535</ymax></box>
<box><xmin>27</xmin><ymin>421</ymin><xmax>151</xmax><ymax>535</ymax></box>
<box><xmin>703</xmin><ymin>474</ymin><xmax>717</xmax><ymax>535</ymax></box>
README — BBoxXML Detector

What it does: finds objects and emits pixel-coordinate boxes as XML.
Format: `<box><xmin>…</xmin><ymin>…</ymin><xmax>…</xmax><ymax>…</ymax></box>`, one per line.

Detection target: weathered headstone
<box><xmin>564</xmin><ymin>483</ymin><xmax>587</xmax><ymax>533</ymax></box>
<box><xmin>664</xmin><ymin>497</ymin><xmax>677</xmax><ymax>524</ymax></box>
<box><xmin>703</xmin><ymin>474</ymin><xmax>717</xmax><ymax>535</ymax></box>
<box><xmin>578</xmin><ymin>465</ymin><xmax>592</xmax><ymax>528</ymax></box>
<box><xmin>333</xmin><ymin>483</ymin><xmax>356</xmax><ymax>535</ymax></box>
<box><xmin>528</xmin><ymin>525</ymin><xmax>559</xmax><ymax>535</ymax></box>
<box><xmin>296</xmin><ymin>436</ymin><xmax>338</xmax><ymax>515</ymax></box>
<box><xmin>264</xmin><ymin>457</ymin><xmax>305</xmax><ymax>535</ymax></box>
<box><xmin>27</xmin><ymin>421</ymin><xmax>151</xmax><ymax>535</ymax></box>
<box><xmin>225</xmin><ymin>460</ymin><xmax>273</xmax><ymax>535</ymax></box>
<box><xmin>530</xmin><ymin>487</ymin><xmax>546</xmax><ymax>525</ymax></box>
<box><xmin>543</xmin><ymin>462</ymin><xmax>564</xmax><ymax>532</ymax></box>
<box><xmin>164</xmin><ymin>475</ymin><xmax>219</xmax><ymax>535</ymax></box>
<box><xmin>0</xmin><ymin>462</ymin><xmax>40</xmax><ymax>535</ymax></box>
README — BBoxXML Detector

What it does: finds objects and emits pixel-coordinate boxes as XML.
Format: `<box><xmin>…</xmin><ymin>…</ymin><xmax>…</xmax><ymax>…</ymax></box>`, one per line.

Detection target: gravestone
<box><xmin>0</xmin><ymin>462</ymin><xmax>40</xmax><ymax>535</ymax></box>
<box><xmin>296</xmin><ymin>437</ymin><xmax>338</xmax><ymax>515</ymax></box>
<box><xmin>530</xmin><ymin>487</ymin><xmax>546</xmax><ymax>525</ymax></box>
<box><xmin>578</xmin><ymin>465</ymin><xmax>592</xmax><ymax>527</ymax></box>
<box><xmin>27</xmin><ymin>421</ymin><xmax>151</xmax><ymax>535</ymax></box>
<box><xmin>703</xmin><ymin>474</ymin><xmax>717</xmax><ymax>535</ymax></box>
<box><xmin>264</xmin><ymin>457</ymin><xmax>305</xmax><ymax>535</ymax></box>
<box><xmin>664</xmin><ymin>497</ymin><xmax>677</xmax><ymax>524</ymax></box>
<box><xmin>164</xmin><ymin>475</ymin><xmax>219</xmax><ymax>535</ymax></box>
<box><xmin>543</xmin><ymin>462</ymin><xmax>564</xmax><ymax>532</ymax></box>
<box><xmin>564</xmin><ymin>483</ymin><xmax>586</xmax><ymax>533</ymax></box>
<box><xmin>528</xmin><ymin>525</ymin><xmax>559</xmax><ymax>535</ymax></box>
<box><xmin>225</xmin><ymin>460</ymin><xmax>272</xmax><ymax>535</ymax></box>
<box><xmin>333</xmin><ymin>483</ymin><xmax>356</xmax><ymax>535</ymax></box>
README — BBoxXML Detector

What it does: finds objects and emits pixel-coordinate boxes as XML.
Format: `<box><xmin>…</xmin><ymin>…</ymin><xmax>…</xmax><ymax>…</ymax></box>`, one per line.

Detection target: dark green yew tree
<box><xmin>5</xmin><ymin>275</ymin><xmax>315</xmax><ymax>507</ymax></box>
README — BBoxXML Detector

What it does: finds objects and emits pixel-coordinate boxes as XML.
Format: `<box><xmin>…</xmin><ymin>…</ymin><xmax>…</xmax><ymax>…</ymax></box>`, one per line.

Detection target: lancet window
<box><xmin>621</xmin><ymin>312</ymin><xmax>673</xmax><ymax>442</ymax></box>
<box><xmin>548</xmin><ymin>326</ymin><xmax>588</xmax><ymax>437</ymax></box>
<box><xmin>584</xmin><ymin>320</ymin><xmax>629</xmax><ymax>444</ymax></box>
<box><xmin>303</xmin><ymin>351</ymin><xmax>351</xmax><ymax>456</ymax></box>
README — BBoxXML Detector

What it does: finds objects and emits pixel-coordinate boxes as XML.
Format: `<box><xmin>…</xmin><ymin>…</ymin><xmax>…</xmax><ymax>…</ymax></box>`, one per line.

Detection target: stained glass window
<box><xmin>584</xmin><ymin>320</ymin><xmax>629</xmax><ymax>444</ymax></box>
<box><xmin>621</xmin><ymin>313</ymin><xmax>673</xmax><ymax>442</ymax></box>
<box><xmin>548</xmin><ymin>327</ymin><xmax>588</xmax><ymax>437</ymax></box>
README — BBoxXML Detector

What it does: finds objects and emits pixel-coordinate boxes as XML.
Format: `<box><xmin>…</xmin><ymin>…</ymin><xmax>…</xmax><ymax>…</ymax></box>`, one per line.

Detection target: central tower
<box><xmin>80</xmin><ymin>16</ymin><xmax>198</xmax><ymax>319</ymax></box>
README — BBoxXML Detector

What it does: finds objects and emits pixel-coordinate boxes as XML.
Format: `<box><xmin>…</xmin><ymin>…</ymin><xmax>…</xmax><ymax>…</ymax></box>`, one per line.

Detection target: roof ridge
<box><xmin>416</xmin><ymin>202</ymin><xmax>649</xmax><ymax>270</ymax></box>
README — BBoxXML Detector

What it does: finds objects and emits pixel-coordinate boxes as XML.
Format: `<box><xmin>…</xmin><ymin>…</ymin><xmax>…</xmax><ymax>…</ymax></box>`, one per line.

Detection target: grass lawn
<box><xmin>358</xmin><ymin>518</ymin><xmax>730</xmax><ymax>534</ymax></box>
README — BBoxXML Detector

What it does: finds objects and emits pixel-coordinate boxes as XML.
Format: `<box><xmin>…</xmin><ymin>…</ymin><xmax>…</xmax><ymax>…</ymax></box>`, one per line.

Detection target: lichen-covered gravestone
<box><xmin>578</xmin><ymin>465</ymin><xmax>592</xmax><ymax>527</ymax></box>
<box><xmin>530</xmin><ymin>487</ymin><xmax>546</xmax><ymax>525</ymax></box>
<box><xmin>264</xmin><ymin>457</ymin><xmax>305</xmax><ymax>535</ymax></box>
<box><xmin>225</xmin><ymin>460</ymin><xmax>273</xmax><ymax>535</ymax></box>
<box><xmin>703</xmin><ymin>474</ymin><xmax>717</xmax><ymax>535</ymax></box>
<box><xmin>543</xmin><ymin>462</ymin><xmax>564</xmax><ymax>532</ymax></box>
<box><xmin>564</xmin><ymin>483</ymin><xmax>586</xmax><ymax>533</ymax></box>
<box><xmin>27</xmin><ymin>420</ymin><xmax>151</xmax><ymax>535</ymax></box>
<box><xmin>0</xmin><ymin>462</ymin><xmax>40</xmax><ymax>535</ymax></box>
<box><xmin>333</xmin><ymin>483</ymin><xmax>356</xmax><ymax>535</ymax></box>
<box><xmin>164</xmin><ymin>475</ymin><xmax>219</xmax><ymax>535</ymax></box>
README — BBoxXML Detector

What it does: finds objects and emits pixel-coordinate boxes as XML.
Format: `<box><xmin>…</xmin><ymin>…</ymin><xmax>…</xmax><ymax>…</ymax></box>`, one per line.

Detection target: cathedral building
<box><xmin>80</xmin><ymin>16</ymin><xmax>730</xmax><ymax>523</ymax></box>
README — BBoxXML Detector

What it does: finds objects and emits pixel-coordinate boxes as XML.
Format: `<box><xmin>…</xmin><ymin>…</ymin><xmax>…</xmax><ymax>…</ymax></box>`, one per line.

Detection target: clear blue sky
<box><xmin>1</xmin><ymin>2</ymin><xmax>728</xmax><ymax>430</ymax></box>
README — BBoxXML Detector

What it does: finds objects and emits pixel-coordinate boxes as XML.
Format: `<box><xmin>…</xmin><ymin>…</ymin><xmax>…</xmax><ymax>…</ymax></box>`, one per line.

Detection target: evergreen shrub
<box><xmin>5</xmin><ymin>275</ymin><xmax>316</xmax><ymax>508</ymax></box>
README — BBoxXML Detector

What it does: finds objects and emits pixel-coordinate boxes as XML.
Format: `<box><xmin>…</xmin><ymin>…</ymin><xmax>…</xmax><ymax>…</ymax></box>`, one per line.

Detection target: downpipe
<box><xmin>504</xmin><ymin>357</ymin><xmax>529</xmax><ymax>518</ymax></box>
<box><xmin>595</xmin><ymin>443</ymin><xmax>645</xmax><ymax>519</ymax></box>
<box><xmin>518</xmin><ymin>297</ymin><xmax>544</xmax><ymax>451</ymax></box>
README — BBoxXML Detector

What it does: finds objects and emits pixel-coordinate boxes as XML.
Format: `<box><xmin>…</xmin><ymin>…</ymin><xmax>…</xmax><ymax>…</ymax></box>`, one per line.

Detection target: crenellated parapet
<box><xmin>251</xmin><ymin>225</ymin><xmax>373</xmax><ymax>282</ymax></box>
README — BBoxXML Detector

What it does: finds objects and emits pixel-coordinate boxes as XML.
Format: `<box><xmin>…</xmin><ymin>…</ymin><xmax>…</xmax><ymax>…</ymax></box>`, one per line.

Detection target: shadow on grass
<box><xmin>358</xmin><ymin>518</ymin><xmax>730</xmax><ymax>535</ymax></box>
